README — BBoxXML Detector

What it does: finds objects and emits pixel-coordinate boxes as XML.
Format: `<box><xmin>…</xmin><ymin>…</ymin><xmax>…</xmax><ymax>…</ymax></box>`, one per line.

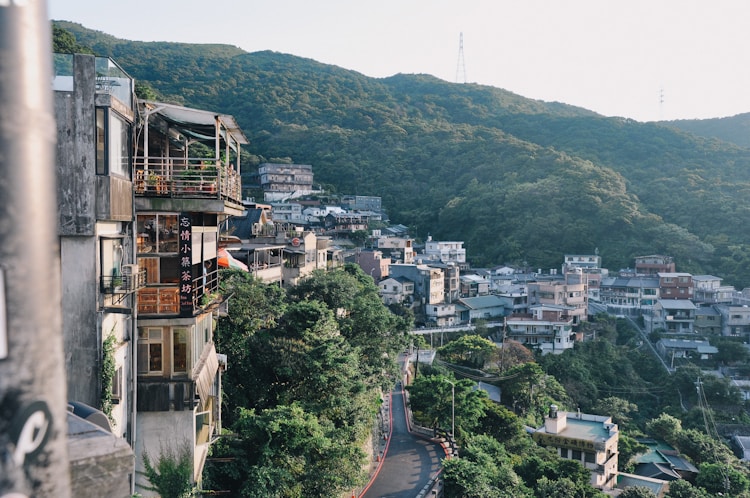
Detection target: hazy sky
<box><xmin>48</xmin><ymin>0</ymin><xmax>750</xmax><ymax>122</ymax></box>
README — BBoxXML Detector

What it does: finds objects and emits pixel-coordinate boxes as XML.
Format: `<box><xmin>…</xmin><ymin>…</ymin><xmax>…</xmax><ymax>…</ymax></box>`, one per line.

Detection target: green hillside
<box><xmin>54</xmin><ymin>22</ymin><xmax>750</xmax><ymax>287</ymax></box>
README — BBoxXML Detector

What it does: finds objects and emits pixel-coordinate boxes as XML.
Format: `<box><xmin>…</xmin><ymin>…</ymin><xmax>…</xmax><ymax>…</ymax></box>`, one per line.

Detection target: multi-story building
<box><xmin>527</xmin><ymin>278</ymin><xmax>587</xmax><ymax>326</ymax></box>
<box><xmin>715</xmin><ymin>304</ymin><xmax>750</xmax><ymax>339</ymax></box>
<box><xmin>340</xmin><ymin>194</ymin><xmax>382</xmax><ymax>212</ymax></box>
<box><xmin>658</xmin><ymin>272</ymin><xmax>693</xmax><ymax>300</ymax></box>
<box><xmin>562</xmin><ymin>255</ymin><xmax>607</xmax><ymax>302</ymax></box>
<box><xmin>354</xmin><ymin>249</ymin><xmax>391</xmax><ymax>281</ymax></box>
<box><xmin>378</xmin><ymin>276</ymin><xmax>415</xmax><ymax>306</ymax></box>
<box><xmin>258</xmin><ymin>162</ymin><xmax>314</xmax><ymax>199</ymax></box>
<box><xmin>133</xmin><ymin>100</ymin><xmax>247</xmax><ymax>494</ymax></box>
<box><xmin>634</xmin><ymin>255</ymin><xmax>675</xmax><ymax>276</ymax></box>
<box><xmin>389</xmin><ymin>264</ymin><xmax>445</xmax><ymax>306</ymax></box>
<box><xmin>505</xmin><ymin>306</ymin><xmax>576</xmax><ymax>354</ymax></box>
<box><xmin>694</xmin><ymin>306</ymin><xmax>722</xmax><ymax>336</ymax></box>
<box><xmin>692</xmin><ymin>275</ymin><xmax>735</xmax><ymax>304</ymax></box>
<box><xmin>533</xmin><ymin>406</ymin><xmax>619</xmax><ymax>490</ymax></box>
<box><xmin>646</xmin><ymin>299</ymin><xmax>697</xmax><ymax>334</ymax></box>
<box><xmin>270</xmin><ymin>201</ymin><xmax>306</xmax><ymax>224</ymax></box>
<box><xmin>599</xmin><ymin>276</ymin><xmax>659</xmax><ymax>317</ymax></box>
<box><xmin>54</xmin><ymin>54</ymin><xmax>144</xmax><ymax>446</ymax></box>
<box><xmin>460</xmin><ymin>274</ymin><xmax>490</xmax><ymax>298</ymax></box>
<box><xmin>423</xmin><ymin>236</ymin><xmax>467</xmax><ymax>268</ymax></box>
<box><xmin>377</xmin><ymin>236</ymin><xmax>415</xmax><ymax>264</ymax></box>
<box><xmin>425</xmin><ymin>302</ymin><xmax>458</xmax><ymax>327</ymax></box>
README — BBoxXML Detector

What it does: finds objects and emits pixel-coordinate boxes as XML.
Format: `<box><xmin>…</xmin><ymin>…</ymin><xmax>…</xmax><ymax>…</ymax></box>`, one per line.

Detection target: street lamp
<box><xmin>443</xmin><ymin>379</ymin><xmax>455</xmax><ymax>439</ymax></box>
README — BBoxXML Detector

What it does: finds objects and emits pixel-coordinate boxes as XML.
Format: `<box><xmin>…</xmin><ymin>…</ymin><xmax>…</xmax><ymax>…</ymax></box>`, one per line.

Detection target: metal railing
<box><xmin>133</xmin><ymin>156</ymin><xmax>241</xmax><ymax>203</ymax></box>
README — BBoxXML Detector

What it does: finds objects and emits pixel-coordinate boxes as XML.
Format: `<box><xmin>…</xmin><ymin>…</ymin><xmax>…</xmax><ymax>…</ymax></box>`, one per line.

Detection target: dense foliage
<box><xmin>53</xmin><ymin>22</ymin><xmax>750</xmax><ymax>287</ymax></box>
<box><xmin>204</xmin><ymin>266</ymin><xmax>409</xmax><ymax>496</ymax></box>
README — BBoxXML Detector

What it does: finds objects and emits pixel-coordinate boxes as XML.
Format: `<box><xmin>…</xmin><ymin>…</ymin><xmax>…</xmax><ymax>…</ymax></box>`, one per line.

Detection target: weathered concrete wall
<box><xmin>61</xmin><ymin>236</ymin><xmax>98</xmax><ymax>405</ymax></box>
<box><xmin>55</xmin><ymin>54</ymin><xmax>95</xmax><ymax>236</ymax></box>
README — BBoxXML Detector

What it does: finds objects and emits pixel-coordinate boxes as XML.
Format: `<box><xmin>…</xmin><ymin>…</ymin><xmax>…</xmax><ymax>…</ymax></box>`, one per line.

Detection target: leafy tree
<box><xmin>142</xmin><ymin>444</ymin><xmax>194</xmax><ymax>498</ymax></box>
<box><xmin>438</xmin><ymin>334</ymin><xmax>497</xmax><ymax>368</ymax></box>
<box><xmin>52</xmin><ymin>25</ymin><xmax>94</xmax><ymax>54</ymax></box>
<box><xmin>495</xmin><ymin>339</ymin><xmax>534</xmax><ymax>371</ymax></box>
<box><xmin>617</xmin><ymin>434</ymin><xmax>648</xmax><ymax>473</ymax></box>
<box><xmin>645</xmin><ymin>414</ymin><xmax>682</xmax><ymax>446</ymax></box>
<box><xmin>664</xmin><ymin>479</ymin><xmax>711</xmax><ymax>498</ymax></box>
<box><xmin>219</xmin><ymin>404</ymin><xmax>365</xmax><ymax>498</ymax></box>
<box><xmin>695</xmin><ymin>462</ymin><xmax>750</xmax><ymax>496</ymax></box>
<box><xmin>475</xmin><ymin>402</ymin><xmax>529</xmax><ymax>452</ymax></box>
<box><xmin>533</xmin><ymin>476</ymin><xmax>578</xmax><ymax>498</ymax></box>
<box><xmin>675</xmin><ymin>429</ymin><xmax>735</xmax><ymax>465</ymax></box>
<box><xmin>406</xmin><ymin>374</ymin><xmax>488</xmax><ymax>437</ymax></box>
<box><xmin>592</xmin><ymin>396</ymin><xmax>639</xmax><ymax>429</ymax></box>
<box><xmin>618</xmin><ymin>486</ymin><xmax>657</xmax><ymax>498</ymax></box>
<box><xmin>499</xmin><ymin>362</ymin><xmax>569</xmax><ymax>423</ymax></box>
<box><xmin>442</xmin><ymin>434</ymin><xmax>527</xmax><ymax>498</ymax></box>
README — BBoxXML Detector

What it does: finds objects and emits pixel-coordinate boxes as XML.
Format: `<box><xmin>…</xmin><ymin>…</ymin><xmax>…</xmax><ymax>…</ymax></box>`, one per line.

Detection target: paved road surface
<box><xmin>360</xmin><ymin>382</ymin><xmax>445</xmax><ymax>498</ymax></box>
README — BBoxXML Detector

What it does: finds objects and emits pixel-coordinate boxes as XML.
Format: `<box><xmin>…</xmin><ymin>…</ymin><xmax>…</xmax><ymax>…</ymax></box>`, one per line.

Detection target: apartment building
<box><xmin>658</xmin><ymin>272</ymin><xmax>693</xmax><ymax>300</ymax></box>
<box><xmin>54</xmin><ymin>54</ymin><xmax>144</xmax><ymax>447</ymax></box>
<box><xmin>132</xmin><ymin>99</ymin><xmax>247</xmax><ymax>493</ymax></box>
<box><xmin>692</xmin><ymin>275</ymin><xmax>735</xmax><ymax>304</ymax></box>
<box><xmin>634</xmin><ymin>255</ymin><xmax>675</xmax><ymax>276</ymax></box>
<box><xmin>599</xmin><ymin>276</ymin><xmax>659</xmax><ymax>317</ymax></box>
<box><xmin>377</xmin><ymin>236</ymin><xmax>415</xmax><ymax>264</ymax></box>
<box><xmin>534</xmin><ymin>406</ymin><xmax>619</xmax><ymax>490</ymax></box>
<box><xmin>505</xmin><ymin>305</ymin><xmax>576</xmax><ymax>354</ymax></box>
<box><xmin>423</xmin><ymin>236</ymin><xmax>467</xmax><ymax>267</ymax></box>
<box><xmin>527</xmin><ymin>278</ymin><xmax>587</xmax><ymax>325</ymax></box>
<box><xmin>259</xmin><ymin>162</ymin><xmax>314</xmax><ymax>200</ymax></box>
<box><xmin>354</xmin><ymin>249</ymin><xmax>391</xmax><ymax>281</ymax></box>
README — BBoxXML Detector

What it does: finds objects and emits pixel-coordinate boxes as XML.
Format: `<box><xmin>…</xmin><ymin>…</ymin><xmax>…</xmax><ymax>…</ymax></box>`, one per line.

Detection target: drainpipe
<box><xmin>0</xmin><ymin>1</ymin><xmax>71</xmax><ymax>496</ymax></box>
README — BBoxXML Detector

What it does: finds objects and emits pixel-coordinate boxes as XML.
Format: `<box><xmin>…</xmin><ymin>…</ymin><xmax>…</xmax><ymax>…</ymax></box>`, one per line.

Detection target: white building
<box><xmin>533</xmin><ymin>406</ymin><xmax>619</xmax><ymax>490</ymax></box>
<box><xmin>423</xmin><ymin>236</ymin><xmax>466</xmax><ymax>266</ymax></box>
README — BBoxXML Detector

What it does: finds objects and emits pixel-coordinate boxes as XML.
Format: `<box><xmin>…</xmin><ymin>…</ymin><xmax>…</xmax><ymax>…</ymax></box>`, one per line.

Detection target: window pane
<box><xmin>173</xmin><ymin>328</ymin><xmax>188</xmax><ymax>373</ymax></box>
<box><xmin>108</xmin><ymin>112</ymin><xmax>130</xmax><ymax>178</ymax></box>
<box><xmin>149</xmin><ymin>343</ymin><xmax>162</xmax><ymax>371</ymax></box>
<box><xmin>137</xmin><ymin>215</ymin><xmax>157</xmax><ymax>253</ymax></box>
<box><xmin>158</xmin><ymin>214</ymin><xmax>179</xmax><ymax>253</ymax></box>
<box><xmin>96</xmin><ymin>108</ymin><xmax>105</xmax><ymax>175</ymax></box>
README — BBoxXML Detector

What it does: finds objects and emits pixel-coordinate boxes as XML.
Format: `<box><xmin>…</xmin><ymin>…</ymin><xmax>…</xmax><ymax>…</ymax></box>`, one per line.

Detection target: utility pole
<box><xmin>0</xmin><ymin>1</ymin><xmax>71</xmax><ymax>496</ymax></box>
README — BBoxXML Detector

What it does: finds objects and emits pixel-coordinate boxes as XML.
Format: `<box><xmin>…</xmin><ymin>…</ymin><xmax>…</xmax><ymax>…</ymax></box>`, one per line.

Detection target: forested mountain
<box><xmin>54</xmin><ymin>21</ymin><xmax>750</xmax><ymax>287</ymax></box>
<box><xmin>668</xmin><ymin>113</ymin><xmax>750</xmax><ymax>149</ymax></box>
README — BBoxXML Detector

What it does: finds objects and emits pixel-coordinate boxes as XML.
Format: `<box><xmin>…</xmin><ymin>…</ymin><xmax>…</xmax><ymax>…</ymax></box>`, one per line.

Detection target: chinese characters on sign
<box><xmin>533</xmin><ymin>432</ymin><xmax>596</xmax><ymax>451</ymax></box>
<box><xmin>179</xmin><ymin>214</ymin><xmax>193</xmax><ymax>315</ymax></box>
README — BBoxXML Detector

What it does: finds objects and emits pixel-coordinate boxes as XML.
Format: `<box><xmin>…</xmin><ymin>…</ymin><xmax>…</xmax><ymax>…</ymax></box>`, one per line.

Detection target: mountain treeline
<box><xmin>54</xmin><ymin>21</ymin><xmax>750</xmax><ymax>287</ymax></box>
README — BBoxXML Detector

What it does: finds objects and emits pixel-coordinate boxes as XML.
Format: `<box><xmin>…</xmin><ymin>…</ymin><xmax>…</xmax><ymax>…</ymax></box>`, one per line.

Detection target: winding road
<box><xmin>359</xmin><ymin>380</ymin><xmax>446</xmax><ymax>498</ymax></box>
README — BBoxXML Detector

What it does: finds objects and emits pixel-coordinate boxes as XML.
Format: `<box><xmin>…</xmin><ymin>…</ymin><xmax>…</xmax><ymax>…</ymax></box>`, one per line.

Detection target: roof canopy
<box><xmin>140</xmin><ymin>101</ymin><xmax>249</xmax><ymax>151</ymax></box>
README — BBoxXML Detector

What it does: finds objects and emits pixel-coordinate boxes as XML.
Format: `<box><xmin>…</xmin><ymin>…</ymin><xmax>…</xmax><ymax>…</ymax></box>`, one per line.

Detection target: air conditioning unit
<box><xmin>121</xmin><ymin>264</ymin><xmax>139</xmax><ymax>276</ymax></box>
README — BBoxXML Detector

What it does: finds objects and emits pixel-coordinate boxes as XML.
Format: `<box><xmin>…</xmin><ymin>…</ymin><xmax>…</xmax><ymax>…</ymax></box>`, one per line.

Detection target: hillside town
<box><xmin>37</xmin><ymin>53</ymin><xmax>750</xmax><ymax>497</ymax></box>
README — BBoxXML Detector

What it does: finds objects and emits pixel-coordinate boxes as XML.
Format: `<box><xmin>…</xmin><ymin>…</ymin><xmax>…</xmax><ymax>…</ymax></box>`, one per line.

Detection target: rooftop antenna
<box><xmin>456</xmin><ymin>32</ymin><xmax>466</xmax><ymax>84</ymax></box>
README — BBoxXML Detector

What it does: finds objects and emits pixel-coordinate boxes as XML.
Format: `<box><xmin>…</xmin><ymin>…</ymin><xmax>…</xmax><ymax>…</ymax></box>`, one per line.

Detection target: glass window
<box><xmin>108</xmin><ymin>112</ymin><xmax>130</xmax><ymax>178</ymax></box>
<box><xmin>158</xmin><ymin>214</ymin><xmax>179</xmax><ymax>253</ymax></box>
<box><xmin>137</xmin><ymin>328</ymin><xmax>163</xmax><ymax>374</ymax></box>
<box><xmin>173</xmin><ymin>328</ymin><xmax>188</xmax><ymax>374</ymax></box>
<box><xmin>100</xmin><ymin>237</ymin><xmax>124</xmax><ymax>290</ymax></box>
<box><xmin>96</xmin><ymin>108</ymin><xmax>105</xmax><ymax>175</ymax></box>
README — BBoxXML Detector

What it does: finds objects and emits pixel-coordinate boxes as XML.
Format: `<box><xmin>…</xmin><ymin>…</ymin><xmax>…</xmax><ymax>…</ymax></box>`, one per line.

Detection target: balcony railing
<box><xmin>137</xmin><ymin>268</ymin><xmax>221</xmax><ymax>315</ymax></box>
<box><xmin>134</xmin><ymin>157</ymin><xmax>241</xmax><ymax>203</ymax></box>
<box><xmin>101</xmin><ymin>269</ymin><xmax>147</xmax><ymax>295</ymax></box>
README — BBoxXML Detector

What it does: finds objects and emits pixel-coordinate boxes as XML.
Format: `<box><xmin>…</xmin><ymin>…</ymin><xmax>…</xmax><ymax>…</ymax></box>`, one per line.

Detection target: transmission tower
<box><xmin>456</xmin><ymin>32</ymin><xmax>466</xmax><ymax>83</ymax></box>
